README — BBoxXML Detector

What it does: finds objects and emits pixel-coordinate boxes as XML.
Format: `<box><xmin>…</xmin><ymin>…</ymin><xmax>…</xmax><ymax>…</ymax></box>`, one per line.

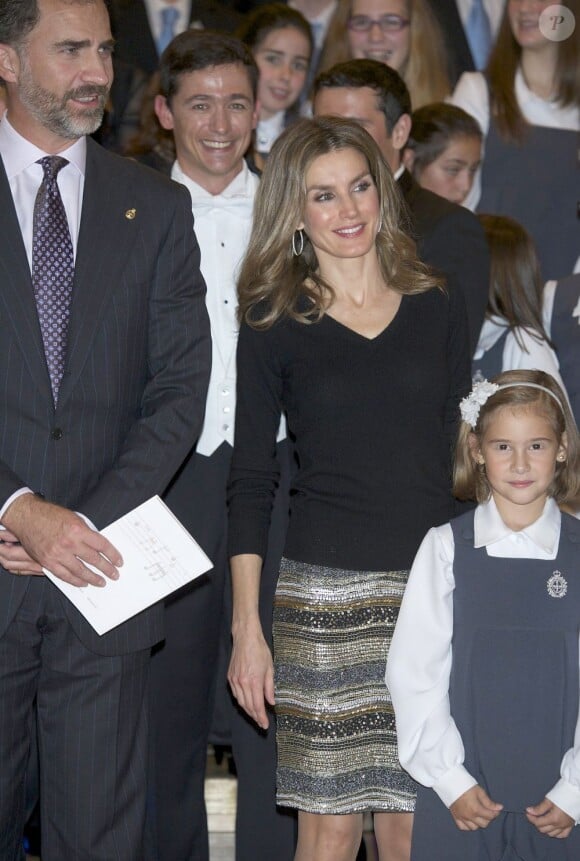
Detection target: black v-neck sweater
<box><xmin>228</xmin><ymin>285</ymin><xmax>471</xmax><ymax>572</ymax></box>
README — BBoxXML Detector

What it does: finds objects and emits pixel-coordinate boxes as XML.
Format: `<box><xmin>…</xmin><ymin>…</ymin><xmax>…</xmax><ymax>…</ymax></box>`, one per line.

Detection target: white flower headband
<box><xmin>460</xmin><ymin>379</ymin><xmax>565</xmax><ymax>429</ymax></box>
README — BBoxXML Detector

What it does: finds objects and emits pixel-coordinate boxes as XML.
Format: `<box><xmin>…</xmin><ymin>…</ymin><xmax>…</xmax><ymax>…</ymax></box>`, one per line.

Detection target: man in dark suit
<box><xmin>109</xmin><ymin>0</ymin><xmax>242</xmax><ymax>76</ymax></box>
<box><xmin>0</xmin><ymin>0</ymin><xmax>210</xmax><ymax>858</ymax></box>
<box><xmin>313</xmin><ymin>59</ymin><xmax>490</xmax><ymax>355</ymax></box>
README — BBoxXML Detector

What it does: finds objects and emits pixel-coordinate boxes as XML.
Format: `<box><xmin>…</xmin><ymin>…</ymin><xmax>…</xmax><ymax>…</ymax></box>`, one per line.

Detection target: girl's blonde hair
<box><xmin>454</xmin><ymin>370</ymin><xmax>580</xmax><ymax>506</ymax></box>
<box><xmin>237</xmin><ymin>116</ymin><xmax>442</xmax><ymax>329</ymax></box>
<box><xmin>318</xmin><ymin>0</ymin><xmax>450</xmax><ymax>108</ymax></box>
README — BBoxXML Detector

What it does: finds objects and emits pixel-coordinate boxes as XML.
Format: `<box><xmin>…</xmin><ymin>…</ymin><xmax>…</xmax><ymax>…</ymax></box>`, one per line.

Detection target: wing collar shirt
<box><xmin>0</xmin><ymin>111</ymin><xmax>86</xmax><ymax>520</ymax></box>
<box><xmin>171</xmin><ymin>160</ymin><xmax>280</xmax><ymax>455</ymax></box>
<box><xmin>386</xmin><ymin>497</ymin><xmax>580</xmax><ymax>821</ymax></box>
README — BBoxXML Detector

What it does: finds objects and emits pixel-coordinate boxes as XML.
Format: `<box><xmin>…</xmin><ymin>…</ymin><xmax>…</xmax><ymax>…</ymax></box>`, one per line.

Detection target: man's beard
<box><xmin>18</xmin><ymin>62</ymin><xmax>109</xmax><ymax>140</ymax></box>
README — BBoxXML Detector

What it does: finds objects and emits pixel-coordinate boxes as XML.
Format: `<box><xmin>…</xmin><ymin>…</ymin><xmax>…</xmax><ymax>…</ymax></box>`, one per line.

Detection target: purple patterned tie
<box><xmin>32</xmin><ymin>156</ymin><xmax>74</xmax><ymax>405</ymax></box>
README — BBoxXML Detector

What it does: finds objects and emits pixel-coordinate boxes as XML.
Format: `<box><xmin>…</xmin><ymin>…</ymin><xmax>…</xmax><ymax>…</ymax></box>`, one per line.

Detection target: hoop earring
<box><xmin>376</xmin><ymin>217</ymin><xmax>383</xmax><ymax>235</ymax></box>
<box><xmin>292</xmin><ymin>229</ymin><xmax>304</xmax><ymax>257</ymax></box>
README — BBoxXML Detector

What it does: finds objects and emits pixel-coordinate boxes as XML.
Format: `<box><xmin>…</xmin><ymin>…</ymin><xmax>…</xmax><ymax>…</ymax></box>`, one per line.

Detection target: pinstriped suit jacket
<box><xmin>0</xmin><ymin>138</ymin><xmax>211</xmax><ymax>656</ymax></box>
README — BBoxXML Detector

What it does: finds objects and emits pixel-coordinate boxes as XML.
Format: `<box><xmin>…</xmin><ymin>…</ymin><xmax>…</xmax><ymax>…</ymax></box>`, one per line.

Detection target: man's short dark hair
<box><xmin>314</xmin><ymin>59</ymin><xmax>411</xmax><ymax>135</ymax></box>
<box><xmin>0</xmin><ymin>0</ymin><xmax>108</xmax><ymax>47</ymax></box>
<box><xmin>159</xmin><ymin>31</ymin><xmax>259</xmax><ymax>106</ymax></box>
<box><xmin>0</xmin><ymin>0</ymin><xmax>41</xmax><ymax>46</ymax></box>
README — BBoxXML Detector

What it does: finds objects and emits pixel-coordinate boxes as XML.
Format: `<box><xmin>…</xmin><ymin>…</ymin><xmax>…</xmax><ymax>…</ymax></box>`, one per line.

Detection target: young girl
<box><xmin>403</xmin><ymin>103</ymin><xmax>482</xmax><ymax>206</ymax></box>
<box><xmin>237</xmin><ymin>4</ymin><xmax>312</xmax><ymax>171</ymax></box>
<box><xmin>319</xmin><ymin>0</ymin><xmax>451</xmax><ymax>109</ymax></box>
<box><xmin>473</xmin><ymin>214</ymin><xmax>566</xmax><ymax>395</ymax></box>
<box><xmin>387</xmin><ymin>369</ymin><xmax>580</xmax><ymax>860</ymax></box>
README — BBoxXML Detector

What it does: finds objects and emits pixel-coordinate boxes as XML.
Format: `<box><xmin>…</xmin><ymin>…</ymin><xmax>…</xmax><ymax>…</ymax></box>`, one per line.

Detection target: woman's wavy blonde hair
<box><xmin>454</xmin><ymin>370</ymin><xmax>580</xmax><ymax>506</ymax></box>
<box><xmin>317</xmin><ymin>0</ymin><xmax>450</xmax><ymax>108</ymax></box>
<box><xmin>237</xmin><ymin>116</ymin><xmax>441</xmax><ymax>329</ymax></box>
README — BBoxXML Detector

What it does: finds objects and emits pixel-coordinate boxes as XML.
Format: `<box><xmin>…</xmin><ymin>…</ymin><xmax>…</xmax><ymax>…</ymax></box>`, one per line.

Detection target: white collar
<box><xmin>0</xmin><ymin>111</ymin><xmax>86</xmax><ymax>179</ymax></box>
<box><xmin>289</xmin><ymin>0</ymin><xmax>337</xmax><ymax>30</ymax></box>
<box><xmin>474</xmin><ymin>496</ymin><xmax>561</xmax><ymax>554</ymax></box>
<box><xmin>256</xmin><ymin>112</ymin><xmax>285</xmax><ymax>153</ymax></box>
<box><xmin>147</xmin><ymin>0</ymin><xmax>189</xmax><ymax>21</ymax></box>
<box><xmin>515</xmin><ymin>66</ymin><xmax>558</xmax><ymax>109</ymax></box>
<box><xmin>474</xmin><ymin>315</ymin><xmax>507</xmax><ymax>355</ymax></box>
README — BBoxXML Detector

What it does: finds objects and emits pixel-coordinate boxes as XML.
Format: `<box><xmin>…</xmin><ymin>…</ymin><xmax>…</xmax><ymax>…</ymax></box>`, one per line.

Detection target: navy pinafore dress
<box><xmin>411</xmin><ymin>510</ymin><xmax>580</xmax><ymax>861</ymax></box>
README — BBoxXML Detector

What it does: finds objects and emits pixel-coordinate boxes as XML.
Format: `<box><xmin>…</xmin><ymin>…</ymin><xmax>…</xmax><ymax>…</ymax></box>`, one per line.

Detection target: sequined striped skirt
<box><xmin>273</xmin><ymin>557</ymin><xmax>416</xmax><ymax>814</ymax></box>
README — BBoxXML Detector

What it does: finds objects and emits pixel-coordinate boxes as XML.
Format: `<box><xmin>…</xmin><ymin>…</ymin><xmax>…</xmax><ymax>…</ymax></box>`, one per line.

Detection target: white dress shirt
<box><xmin>474</xmin><ymin>315</ymin><xmax>566</xmax><ymax>392</ymax></box>
<box><xmin>144</xmin><ymin>0</ymin><xmax>191</xmax><ymax>42</ymax></box>
<box><xmin>172</xmin><ymin>160</ymin><xmax>286</xmax><ymax>456</ymax></box>
<box><xmin>0</xmin><ymin>112</ymin><xmax>86</xmax><ymax>520</ymax></box>
<box><xmin>386</xmin><ymin>497</ymin><xmax>580</xmax><ymax>821</ymax></box>
<box><xmin>0</xmin><ymin>112</ymin><xmax>85</xmax><ymax>266</ymax></box>
<box><xmin>449</xmin><ymin>69</ymin><xmax>580</xmax><ymax>210</ymax></box>
<box><xmin>255</xmin><ymin>111</ymin><xmax>286</xmax><ymax>156</ymax></box>
<box><xmin>455</xmin><ymin>0</ymin><xmax>504</xmax><ymax>39</ymax></box>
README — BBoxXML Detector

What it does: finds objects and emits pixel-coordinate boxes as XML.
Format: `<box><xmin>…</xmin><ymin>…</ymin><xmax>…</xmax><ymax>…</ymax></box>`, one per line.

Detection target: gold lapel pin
<box><xmin>125</xmin><ymin>208</ymin><xmax>137</xmax><ymax>220</ymax></box>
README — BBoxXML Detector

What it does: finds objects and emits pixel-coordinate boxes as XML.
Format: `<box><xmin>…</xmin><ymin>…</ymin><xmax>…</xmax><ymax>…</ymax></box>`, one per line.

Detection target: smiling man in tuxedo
<box><xmin>146</xmin><ymin>30</ymin><xmax>296</xmax><ymax>861</ymax></box>
<box><xmin>0</xmin><ymin>0</ymin><xmax>210</xmax><ymax>857</ymax></box>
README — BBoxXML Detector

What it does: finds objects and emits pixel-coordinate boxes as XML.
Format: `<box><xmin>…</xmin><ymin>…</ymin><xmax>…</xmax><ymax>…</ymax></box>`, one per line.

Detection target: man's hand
<box><xmin>526</xmin><ymin>798</ymin><xmax>575</xmax><ymax>838</ymax></box>
<box><xmin>450</xmin><ymin>785</ymin><xmax>503</xmax><ymax>831</ymax></box>
<box><xmin>228</xmin><ymin>623</ymin><xmax>275</xmax><ymax>731</ymax></box>
<box><xmin>1</xmin><ymin>495</ymin><xmax>122</xmax><ymax>587</ymax></box>
<box><xmin>0</xmin><ymin>529</ymin><xmax>43</xmax><ymax>575</ymax></box>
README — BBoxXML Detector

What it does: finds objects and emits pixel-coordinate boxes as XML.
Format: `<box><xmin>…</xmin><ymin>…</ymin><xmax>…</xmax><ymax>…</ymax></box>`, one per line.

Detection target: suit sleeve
<box><xmin>78</xmin><ymin>186</ymin><xmax>211</xmax><ymax>528</ymax></box>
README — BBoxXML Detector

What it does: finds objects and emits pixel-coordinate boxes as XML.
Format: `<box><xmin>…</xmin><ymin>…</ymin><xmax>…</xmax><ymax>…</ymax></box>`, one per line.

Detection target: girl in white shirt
<box><xmin>449</xmin><ymin>0</ymin><xmax>579</xmax><ymax>281</ymax></box>
<box><xmin>473</xmin><ymin>214</ymin><xmax>566</xmax><ymax>393</ymax></box>
<box><xmin>386</xmin><ymin>369</ymin><xmax>580</xmax><ymax>861</ymax></box>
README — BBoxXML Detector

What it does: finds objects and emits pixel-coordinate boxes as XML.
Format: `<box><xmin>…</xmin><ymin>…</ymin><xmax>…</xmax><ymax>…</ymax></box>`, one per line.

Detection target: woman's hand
<box><xmin>228</xmin><ymin>553</ymin><xmax>274</xmax><ymax>730</ymax></box>
<box><xmin>526</xmin><ymin>798</ymin><xmax>575</xmax><ymax>838</ymax></box>
<box><xmin>450</xmin><ymin>785</ymin><xmax>503</xmax><ymax>831</ymax></box>
<box><xmin>228</xmin><ymin>622</ymin><xmax>275</xmax><ymax>730</ymax></box>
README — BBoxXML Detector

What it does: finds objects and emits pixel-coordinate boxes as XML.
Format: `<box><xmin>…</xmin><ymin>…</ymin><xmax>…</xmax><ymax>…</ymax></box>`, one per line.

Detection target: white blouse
<box><xmin>449</xmin><ymin>69</ymin><xmax>580</xmax><ymax>211</ymax></box>
<box><xmin>473</xmin><ymin>316</ymin><xmax>566</xmax><ymax>392</ymax></box>
<box><xmin>386</xmin><ymin>497</ymin><xmax>580</xmax><ymax>821</ymax></box>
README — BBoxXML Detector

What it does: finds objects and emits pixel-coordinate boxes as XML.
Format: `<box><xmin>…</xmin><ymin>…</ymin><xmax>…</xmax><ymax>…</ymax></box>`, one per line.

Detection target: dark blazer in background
<box><xmin>0</xmin><ymin>138</ymin><xmax>211</xmax><ymax>656</ymax></box>
<box><xmin>425</xmin><ymin>0</ymin><xmax>476</xmax><ymax>87</ymax></box>
<box><xmin>398</xmin><ymin>169</ymin><xmax>490</xmax><ymax>355</ymax></box>
<box><xmin>109</xmin><ymin>0</ymin><xmax>242</xmax><ymax>75</ymax></box>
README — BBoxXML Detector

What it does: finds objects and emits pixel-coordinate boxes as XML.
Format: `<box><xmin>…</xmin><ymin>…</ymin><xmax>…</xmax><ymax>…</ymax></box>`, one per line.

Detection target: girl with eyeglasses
<box><xmin>319</xmin><ymin>0</ymin><xmax>450</xmax><ymax>109</ymax></box>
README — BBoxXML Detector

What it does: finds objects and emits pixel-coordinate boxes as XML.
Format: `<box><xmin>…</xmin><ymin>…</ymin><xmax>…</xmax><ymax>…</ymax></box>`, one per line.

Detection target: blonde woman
<box><xmin>318</xmin><ymin>0</ymin><xmax>450</xmax><ymax>108</ymax></box>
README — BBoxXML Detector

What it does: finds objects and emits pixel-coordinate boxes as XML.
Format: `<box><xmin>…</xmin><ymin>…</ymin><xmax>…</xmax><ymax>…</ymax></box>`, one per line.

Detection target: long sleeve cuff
<box><xmin>546</xmin><ymin>779</ymin><xmax>580</xmax><ymax>824</ymax></box>
<box><xmin>433</xmin><ymin>764</ymin><xmax>478</xmax><ymax>808</ymax></box>
<box><xmin>0</xmin><ymin>487</ymin><xmax>34</xmax><ymax>526</ymax></box>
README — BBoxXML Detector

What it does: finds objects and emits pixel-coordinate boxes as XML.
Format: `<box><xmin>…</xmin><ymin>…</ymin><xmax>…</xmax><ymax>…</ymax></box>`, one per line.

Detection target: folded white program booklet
<box><xmin>44</xmin><ymin>496</ymin><xmax>212</xmax><ymax>635</ymax></box>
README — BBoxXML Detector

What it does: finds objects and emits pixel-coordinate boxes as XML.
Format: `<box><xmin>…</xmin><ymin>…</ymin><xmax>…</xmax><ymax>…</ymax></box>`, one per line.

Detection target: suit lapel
<box><xmin>58</xmin><ymin>139</ymin><xmax>141</xmax><ymax>406</ymax></box>
<box><xmin>0</xmin><ymin>161</ymin><xmax>54</xmax><ymax>399</ymax></box>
